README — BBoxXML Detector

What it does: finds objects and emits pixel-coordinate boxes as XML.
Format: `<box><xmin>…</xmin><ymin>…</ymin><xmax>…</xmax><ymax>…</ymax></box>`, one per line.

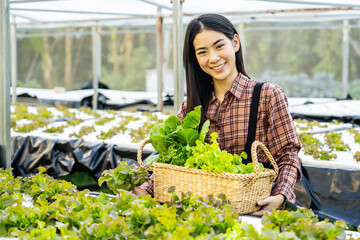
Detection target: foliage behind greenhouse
<box><xmin>16</xmin><ymin>25</ymin><xmax>360</xmax><ymax>99</ymax></box>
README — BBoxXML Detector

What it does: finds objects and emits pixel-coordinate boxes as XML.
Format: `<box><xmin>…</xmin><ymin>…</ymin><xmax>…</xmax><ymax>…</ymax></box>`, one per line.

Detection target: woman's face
<box><xmin>193</xmin><ymin>30</ymin><xmax>240</xmax><ymax>84</ymax></box>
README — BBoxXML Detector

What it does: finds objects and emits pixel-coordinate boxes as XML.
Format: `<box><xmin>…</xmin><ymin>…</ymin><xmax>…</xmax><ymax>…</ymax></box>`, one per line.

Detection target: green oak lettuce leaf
<box><xmin>98</xmin><ymin>162</ymin><xmax>149</xmax><ymax>193</ymax></box>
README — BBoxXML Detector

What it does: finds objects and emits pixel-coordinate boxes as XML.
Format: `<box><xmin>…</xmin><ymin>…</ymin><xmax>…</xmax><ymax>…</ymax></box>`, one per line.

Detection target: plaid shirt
<box><xmin>142</xmin><ymin>73</ymin><xmax>302</xmax><ymax>204</ymax></box>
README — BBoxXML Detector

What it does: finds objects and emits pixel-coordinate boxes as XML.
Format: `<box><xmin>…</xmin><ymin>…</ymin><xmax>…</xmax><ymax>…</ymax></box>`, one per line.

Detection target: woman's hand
<box><xmin>116</xmin><ymin>186</ymin><xmax>149</xmax><ymax>198</ymax></box>
<box><xmin>250</xmin><ymin>194</ymin><xmax>285</xmax><ymax>217</ymax></box>
<box><xmin>132</xmin><ymin>186</ymin><xmax>150</xmax><ymax>196</ymax></box>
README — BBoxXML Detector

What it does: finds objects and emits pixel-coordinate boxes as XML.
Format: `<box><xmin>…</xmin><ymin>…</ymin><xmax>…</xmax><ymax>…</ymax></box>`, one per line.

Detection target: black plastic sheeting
<box><xmin>11</xmin><ymin>136</ymin><xmax>154</xmax><ymax>179</ymax></box>
<box><xmin>293</xmin><ymin>164</ymin><xmax>360</xmax><ymax>227</ymax></box>
<box><xmin>291</xmin><ymin>113</ymin><xmax>360</xmax><ymax>125</ymax></box>
<box><xmin>11</xmin><ymin>135</ymin><xmax>360</xmax><ymax>227</ymax></box>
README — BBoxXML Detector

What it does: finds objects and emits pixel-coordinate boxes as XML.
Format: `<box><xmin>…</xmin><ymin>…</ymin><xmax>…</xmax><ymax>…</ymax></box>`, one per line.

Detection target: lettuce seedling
<box><xmin>98</xmin><ymin>162</ymin><xmax>150</xmax><ymax>193</ymax></box>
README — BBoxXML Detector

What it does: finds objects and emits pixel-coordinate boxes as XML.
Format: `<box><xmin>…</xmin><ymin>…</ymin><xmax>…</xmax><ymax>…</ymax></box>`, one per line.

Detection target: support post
<box><xmin>10</xmin><ymin>15</ymin><xmax>17</xmax><ymax>103</ymax></box>
<box><xmin>156</xmin><ymin>7</ymin><xmax>163</xmax><ymax>112</ymax></box>
<box><xmin>172</xmin><ymin>0</ymin><xmax>184</xmax><ymax>114</ymax></box>
<box><xmin>0</xmin><ymin>0</ymin><xmax>12</xmax><ymax>169</ymax></box>
<box><xmin>342</xmin><ymin>20</ymin><xmax>349</xmax><ymax>99</ymax></box>
<box><xmin>238</xmin><ymin>23</ymin><xmax>246</xmax><ymax>67</ymax></box>
<box><xmin>92</xmin><ymin>25</ymin><xmax>101</xmax><ymax>110</ymax></box>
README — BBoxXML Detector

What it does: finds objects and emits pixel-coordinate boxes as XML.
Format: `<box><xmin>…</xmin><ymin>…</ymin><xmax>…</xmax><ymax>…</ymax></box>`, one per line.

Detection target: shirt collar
<box><xmin>229</xmin><ymin>73</ymin><xmax>248</xmax><ymax>100</ymax></box>
<box><xmin>209</xmin><ymin>73</ymin><xmax>249</xmax><ymax>104</ymax></box>
<box><xmin>209</xmin><ymin>91</ymin><xmax>217</xmax><ymax>104</ymax></box>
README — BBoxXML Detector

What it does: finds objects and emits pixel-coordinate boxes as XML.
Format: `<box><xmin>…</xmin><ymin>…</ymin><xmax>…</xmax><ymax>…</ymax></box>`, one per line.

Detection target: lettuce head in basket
<box><xmin>146</xmin><ymin>106</ymin><xmax>210</xmax><ymax>167</ymax></box>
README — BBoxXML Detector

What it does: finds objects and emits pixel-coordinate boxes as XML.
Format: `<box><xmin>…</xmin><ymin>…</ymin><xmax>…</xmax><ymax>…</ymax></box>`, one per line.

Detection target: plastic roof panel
<box><xmin>10</xmin><ymin>0</ymin><xmax>173</xmax><ymax>24</ymax></box>
<box><xmin>9</xmin><ymin>0</ymin><xmax>360</xmax><ymax>29</ymax></box>
<box><xmin>182</xmin><ymin>0</ymin><xmax>334</xmax><ymax>14</ymax></box>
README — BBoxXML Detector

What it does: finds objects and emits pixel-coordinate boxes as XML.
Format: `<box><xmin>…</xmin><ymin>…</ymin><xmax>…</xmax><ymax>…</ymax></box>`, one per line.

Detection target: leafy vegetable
<box><xmin>298</xmin><ymin>132</ymin><xmax>337</xmax><ymax>160</ymax></box>
<box><xmin>354</xmin><ymin>151</ymin><xmax>360</xmax><ymax>163</ymax></box>
<box><xmin>149</xmin><ymin>106</ymin><xmax>210</xmax><ymax>166</ymax></box>
<box><xmin>324</xmin><ymin>132</ymin><xmax>350</xmax><ymax>151</ymax></box>
<box><xmin>0</xmin><ymin>168</ymin><xmax>352</xmax><ymax>239</ymax></box>
<box><xmin>261</xmin><ymin>207</ymin><xmax>348</xmax><ymax>240</ymax></box>
<box><xmin>69</xmin><ymin>125</ymin><xmax>95</xmax><ymax>138</ymax></box>
<box><xmin>98</xmin><ymin>162</ymin><xmax>150</xmax><ymax>193</ymax></box>
<box><xmin>148</xmin><ymin>107</ymin><xmax>260</xmax><ymax>174</ymax></box>
<box><xmin>185</xmin><ymin>132</ymin><xmax>263</xmax><ymax>174</ymax></box>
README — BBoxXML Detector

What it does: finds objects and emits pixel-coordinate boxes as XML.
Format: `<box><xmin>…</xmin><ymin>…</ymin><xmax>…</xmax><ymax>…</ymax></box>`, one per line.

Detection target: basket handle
<box><xmin>251</xmin><ymin>140</ymin><xmax>279</xmax><ymax>182</ymax></box>
<box><xmin>137</xmin><ymin>138</ymin><xmax>153</xmax><ymax>171</ymax></box>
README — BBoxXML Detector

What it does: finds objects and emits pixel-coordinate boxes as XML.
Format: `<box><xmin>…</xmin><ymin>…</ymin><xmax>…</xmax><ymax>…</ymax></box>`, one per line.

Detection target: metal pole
<box><xmin>10</xmin><ymin>15</ymin><xmax>17</xmax><ymax>103</ymax></box>
<box><xmin>172</xmin><ymin>0</ymin><xmax>184</xmax><ymax>114</ymax></box>
<box><xmin>91</xmin><ymin>25</ymin><xmax>101</xmax><ymax>110</ymax></box>
<box><xmin>257</xmin><ymin>0</ymin><xmax>360</xmax><ymax>8</ymax></box>
<box><xmin>238</xmin><ymin>23</ymin><xmax>246</xmax><ymax>68</ymax></box>
<box><xmin>156</xmin><ymin>7</ymin><xmax>164</xmax><ymax>112</ymax></box>
<box><xmin>0</xmin><ymin>0</ymin><xmax>12</xmax><ymax>169</ymax></box>
<box><xmin>342</xmin><ymin>20</ymin><xmax>349</xmax><ymax>99</ymax></box>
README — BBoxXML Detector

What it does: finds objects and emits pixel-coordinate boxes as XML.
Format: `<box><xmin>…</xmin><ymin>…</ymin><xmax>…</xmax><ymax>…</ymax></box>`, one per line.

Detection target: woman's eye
<box><xmin>216</xmin><ymin>44</ymin><xmax>224</xmax><ymax>49</ymax></box>
<box><xmin>197</xmin><ymin>51</ymin><xmax>206</xmax><ymax>55</ymax></box>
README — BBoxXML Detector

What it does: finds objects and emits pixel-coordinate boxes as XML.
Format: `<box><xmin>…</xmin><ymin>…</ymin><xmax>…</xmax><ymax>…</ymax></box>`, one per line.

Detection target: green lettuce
<box><xmin>148</xmin><ymin>106</ymin><xmax>210</xmax><ymax>166</ymax></box>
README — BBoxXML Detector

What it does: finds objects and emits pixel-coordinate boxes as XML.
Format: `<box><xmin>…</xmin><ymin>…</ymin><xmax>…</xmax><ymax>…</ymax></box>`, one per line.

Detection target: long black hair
<box><xmin>183</xmin><ymin>13</ymin><xmax>248</xmax><ymax>123</ymax></box>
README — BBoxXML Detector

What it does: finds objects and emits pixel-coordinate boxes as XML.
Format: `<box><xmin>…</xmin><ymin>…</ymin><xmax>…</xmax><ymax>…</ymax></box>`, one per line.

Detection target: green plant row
<box><xmin>10</xmin><ymin>103</ymin><xmax>360</xmax><ymax>163</ymax></box>
<box><xmin>11</xmin><ymin>104</ymin><xmax>165</xmax><ymax>141</ymax></box>
<box><xmin>1</xmin><ymin>167</ymin><xmax>357</xmax><ymax>240</ymax></box>
<box><xmin>295</xmin><ymin>119</ymin><xmax>359</xmax><ymax>161</ymax></box>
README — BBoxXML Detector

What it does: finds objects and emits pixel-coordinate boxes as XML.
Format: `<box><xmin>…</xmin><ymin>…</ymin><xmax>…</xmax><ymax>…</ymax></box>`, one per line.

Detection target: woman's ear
<box><xmin>233</xmin><ymin>34</ymin><xmax>240</xmax><ymax>52</ymax></box>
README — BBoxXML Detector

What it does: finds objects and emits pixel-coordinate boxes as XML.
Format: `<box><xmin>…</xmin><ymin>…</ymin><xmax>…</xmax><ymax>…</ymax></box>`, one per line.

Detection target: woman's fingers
<box><xmin>250</xmin><ymin>194</ymin><xmax>285</xmax><ymax>216</ymax></box>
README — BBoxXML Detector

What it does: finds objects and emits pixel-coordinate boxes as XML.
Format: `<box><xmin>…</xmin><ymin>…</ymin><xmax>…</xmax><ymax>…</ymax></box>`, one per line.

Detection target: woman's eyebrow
<box><xmin>195</xmin><ymin>38</ymin><xmax>225</xmax><ymax>52</ymax></box>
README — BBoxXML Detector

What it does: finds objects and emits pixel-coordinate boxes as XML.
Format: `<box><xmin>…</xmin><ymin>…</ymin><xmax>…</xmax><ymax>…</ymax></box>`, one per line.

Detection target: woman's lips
<box><xmin>211</xmin><ymin>62</ymin><xmax>226</xmax><ymax>72</ymax></box>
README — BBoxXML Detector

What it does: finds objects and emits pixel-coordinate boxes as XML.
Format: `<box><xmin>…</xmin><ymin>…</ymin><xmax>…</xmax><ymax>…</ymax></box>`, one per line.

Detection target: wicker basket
<box><xmin>137</xmin><ymin>139</ymin><xmax>278</xmax><ymax>214</ymax></box>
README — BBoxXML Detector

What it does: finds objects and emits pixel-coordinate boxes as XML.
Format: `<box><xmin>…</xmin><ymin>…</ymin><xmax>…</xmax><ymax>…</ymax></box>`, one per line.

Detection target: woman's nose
<box><xmin>209</xmin><ymin>51</ymin><xmax>220</xmax><ymax>63</ymax></box>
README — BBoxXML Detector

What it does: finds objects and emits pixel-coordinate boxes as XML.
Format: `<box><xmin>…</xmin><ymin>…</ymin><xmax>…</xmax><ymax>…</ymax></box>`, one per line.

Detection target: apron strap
<box><xmin>243</xmin><ymin>82</ymin><xmax>272</xmax><ymax>169</ymax></box>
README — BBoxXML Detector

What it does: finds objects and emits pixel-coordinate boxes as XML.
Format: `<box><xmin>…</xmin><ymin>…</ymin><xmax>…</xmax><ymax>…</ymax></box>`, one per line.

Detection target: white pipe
<box><xmin>0</xmin><ymin>0</ymin><xmax>12</xmax><ymax>169</ymax></box>
<box><xmin>172</xmin><ymin>0</ymin><xmax>184</xmax><ymax>114</ymax></box>
<box><xmin>10</xmin><ymin>15</ymin><xmax>17</xmax><ymax>103</ymax></box>
<box><xmin>92</xmin><ymin>25</ymin><xmax>101</xmax><ymax>110</ymax></box>
<box><xmin>342</xmin><ymin>20</ymin><xmax>349</xmax><ymax>99</ymax></box>
<box><xmin>156</xmin><ymin>7</ymin><xmax>164</xmax><ymax>112</ymax></box>
<box><xmin>238</xmin><ymin>23</ymin><xmax>246</xmax><ymax>68</ymax></box>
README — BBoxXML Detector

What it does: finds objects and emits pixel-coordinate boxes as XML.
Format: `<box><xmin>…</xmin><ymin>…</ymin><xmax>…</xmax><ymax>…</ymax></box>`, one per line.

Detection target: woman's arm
<box><xmin>253</xmin><ymin>85</ymin><xmax>302</xmax><ymax>215</ymax></box>
<box><xmin>267</xmin><ymin>85</ymin><xmax>302</xmax><ymax>203</ymax></box>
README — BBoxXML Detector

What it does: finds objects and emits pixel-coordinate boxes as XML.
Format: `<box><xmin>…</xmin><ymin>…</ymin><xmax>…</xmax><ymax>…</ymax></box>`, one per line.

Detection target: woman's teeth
<box><xmin>212</xmin><ymin>63</ymin><xmax>225</xmax><ymax>70</ymax></box>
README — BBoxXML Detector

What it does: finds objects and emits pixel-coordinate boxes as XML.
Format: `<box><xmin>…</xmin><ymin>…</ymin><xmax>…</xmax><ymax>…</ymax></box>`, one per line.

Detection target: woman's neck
<box><xmin>213</xmin><ymin>75</ymin><xmax>237</xmax><ymax>103</ymax></box>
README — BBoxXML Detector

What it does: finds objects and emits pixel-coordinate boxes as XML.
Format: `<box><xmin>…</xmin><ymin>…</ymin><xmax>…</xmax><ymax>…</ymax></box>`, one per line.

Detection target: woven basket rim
<box><xmin>153</xmin><ymin>162</ymin><xmax>276</xmax><ymax>180</ymax></box>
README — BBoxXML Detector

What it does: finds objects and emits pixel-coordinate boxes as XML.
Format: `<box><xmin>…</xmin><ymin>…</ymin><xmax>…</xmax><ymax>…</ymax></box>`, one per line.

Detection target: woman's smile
<box><xmin>211</xmin><ymin>62</ymin><xmax>226</xmax><ymax>71</ymax></box>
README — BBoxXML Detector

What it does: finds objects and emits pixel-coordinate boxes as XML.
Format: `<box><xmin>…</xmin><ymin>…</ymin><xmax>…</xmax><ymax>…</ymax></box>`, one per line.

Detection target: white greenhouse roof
<box><xmin>9</xmin><ymin>0</ymin><xmax>360</xmax><ymax>30</ymax></box>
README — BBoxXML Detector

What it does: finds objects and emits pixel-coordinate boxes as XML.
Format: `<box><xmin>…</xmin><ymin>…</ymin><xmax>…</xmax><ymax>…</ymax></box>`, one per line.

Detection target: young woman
<box><xmin>139</xmin><ymin>13</ymin><xmax>302</xmax><ymax>216</ymax></box>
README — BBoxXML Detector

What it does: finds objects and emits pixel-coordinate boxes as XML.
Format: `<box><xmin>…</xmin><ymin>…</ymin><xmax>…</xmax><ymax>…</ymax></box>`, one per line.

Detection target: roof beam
<box><xmin>10</xmin><ymin>12</ymin><xmax>39</xmax><ymax>21</ymax></box>
<box><xmin>257</xmin><ymin>0</ymin><xmax>360</xmax><ymax>8</ymax></box>
<box><xmin>10</xmin><ymin>7</ymin><xmax>156</xmax><ymax>18</ymax></box>
<box><xmin>137</xmin><ymin>0</ymin><xmax>172</xmax><ymax>11</ymax></box>
<box><xmin>10</xmin><ymin>0</ymin><xmax>66</xmax><ymax>3</ymax></box>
